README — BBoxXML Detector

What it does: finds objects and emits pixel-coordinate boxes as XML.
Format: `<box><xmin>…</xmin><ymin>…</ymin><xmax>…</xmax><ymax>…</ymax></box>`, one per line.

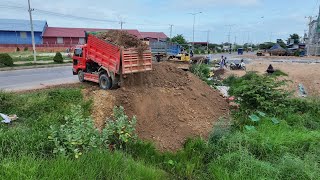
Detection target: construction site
<box><xmin>1</xmin><ymin>0</ymin><xmax>320</xmax><ymax>179</ymax></box>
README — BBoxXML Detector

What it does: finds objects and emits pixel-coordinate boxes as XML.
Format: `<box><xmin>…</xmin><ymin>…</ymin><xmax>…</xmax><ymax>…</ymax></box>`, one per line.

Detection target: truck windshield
<box><xmin>74</xmin><ymin>48</ymin><xmax>82</xmax><ymax>57</ymax></box>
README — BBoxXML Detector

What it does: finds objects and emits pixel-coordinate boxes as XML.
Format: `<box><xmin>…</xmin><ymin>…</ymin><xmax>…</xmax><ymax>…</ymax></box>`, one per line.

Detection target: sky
<box><xmin>0</xmin><ymin>0</ymin><xmax>318</xmax><ymax>44</ymax></box>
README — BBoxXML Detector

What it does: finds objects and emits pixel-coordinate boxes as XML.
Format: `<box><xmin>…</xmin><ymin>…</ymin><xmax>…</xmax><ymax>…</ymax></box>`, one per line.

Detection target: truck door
<box><xmin>73</xmin><ymin>48</ymin><xmax>85</xmax><ymax>73</ymax></box>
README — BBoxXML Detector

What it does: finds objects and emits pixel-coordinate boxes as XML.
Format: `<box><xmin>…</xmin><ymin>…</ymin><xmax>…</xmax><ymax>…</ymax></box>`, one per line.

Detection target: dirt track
<box><xmin>85</xmin><ymin>62</ymin><xmax>229</xmax><ymax>151</ymax></box>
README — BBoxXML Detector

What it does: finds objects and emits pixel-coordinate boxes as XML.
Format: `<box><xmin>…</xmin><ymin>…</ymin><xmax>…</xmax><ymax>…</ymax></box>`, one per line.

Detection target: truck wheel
<box><xmin>99</xmin><ymin>74</ymin><xmax>112</xmax><ymax>90</ymax></box>
<box><xmin>78</xmin><ymin>70</ymin><xmax>85</xmax><ymax>82</ymax></box>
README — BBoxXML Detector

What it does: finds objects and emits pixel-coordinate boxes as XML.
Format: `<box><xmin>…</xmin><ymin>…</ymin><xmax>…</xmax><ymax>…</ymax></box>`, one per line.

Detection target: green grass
<box><xmin>0</xmin><ymin>151</ymin><xmax>166</xmax><ymax>179</ymax></box>
<box><xmin>0</xmin><ymin>89</ymin><xmax>166</xmax><ymax>179</ymax></box>
<box><xmin>12</xmin><ymin>55</ymin><xmax>72</xmax><ymax>62</ymax></box>
<box><xmin>0</xmin><ymin>83</ymin><xmax>320</xmax><ymax>179</ymax></box>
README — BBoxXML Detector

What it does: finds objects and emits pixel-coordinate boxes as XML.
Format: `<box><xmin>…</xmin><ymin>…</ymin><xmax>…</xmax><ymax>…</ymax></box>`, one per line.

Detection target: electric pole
<box><xmin>206</xmin><ymin>30</ymin><xmax>210</xmax><ymax>53</ymax></box>
<box><xmin>169</xmin><ymin>24</ymin><xmax>173</xmax><ymax>39</ymax></box>
<box><xmin>234</xmin><ymin>36</ymin><xmax>237</xmax><ymax>44</ymax></box>
<box><xmin>28</xmin><ymin>0</ymin><xmax>36</xmax><ymax>63</ymax></box>
<box><xmin>189</xmin><ymin>12</ymin><xmax>202</xmax><ymax>49</ymax></box>
<box><xmin>120</xmin><ymin>21</ymin><xmax>125</xmax><ymax>30</ymax></box>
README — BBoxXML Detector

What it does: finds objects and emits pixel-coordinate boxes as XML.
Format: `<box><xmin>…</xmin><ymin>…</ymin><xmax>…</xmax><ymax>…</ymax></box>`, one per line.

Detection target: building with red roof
<box><xmin>42</xmin><ymin>27</ymin><xmax>142</xmax><ymax>45</ymax></box>
<box><xmin>140</xmin><ymin>32</ymin><xmax>168</xmax><ymax>41</ymax></box>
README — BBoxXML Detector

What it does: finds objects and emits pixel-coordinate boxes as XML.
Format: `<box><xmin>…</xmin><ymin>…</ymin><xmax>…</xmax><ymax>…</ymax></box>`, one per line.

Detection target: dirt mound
<box><xmin>86</xmin><ymin>62</ymin><xmax>229</xmax><ymax>151</ymax></box>
<box><xmin>95</xmin><ymin>30</ymin><xmax>149</xmax><ymax>57</ymax></box>
<box><xmin>122</xmin><ymin>63</ymin><xmax>190</xmax><ymax>88</ymax></box>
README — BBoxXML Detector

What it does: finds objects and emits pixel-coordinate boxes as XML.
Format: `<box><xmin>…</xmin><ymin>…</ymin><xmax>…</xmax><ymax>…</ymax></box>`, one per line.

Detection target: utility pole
<box><xmin>225</xmin><ymin>25</ymin><xmax>234</xmax><ymax>53</ymax></box>
<box><xmin>269</xmin><ymin>32</ymin><xmax>273</xmax><ymax>42</ymax></box>
<box><xmin>234</xmin><ymin>36</ymin><xmax>237</xmax><ymax>44</ymax></box>
<box><xmin>169</xmin><ymin>24</ymin><xmax>173</xmax><ymax>39</ymax></box>
<box><xmin>189</xmin><ymin>12</ymin><xmax>202</xmax><ymax>49</ymax></box>
<box><xmin>28</xmin><ymin>0</ymin><xmax>36</xmax><ymax>63</ymax></box>
<box><xmin>206</xmin><ymin>30</ymin><xmax>210</xmax><ymax>53</ymax></box>
<box><xmin>120</xmin><ymin>21</ymin><xmax>125</xmax><ymax>30</ymax></box>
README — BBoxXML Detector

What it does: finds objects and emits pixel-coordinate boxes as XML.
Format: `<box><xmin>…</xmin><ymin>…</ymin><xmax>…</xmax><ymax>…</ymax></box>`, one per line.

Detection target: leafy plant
<box><xmin>23</xmin><ymin>47</ymin><xmax>28</xmax><ymax>51</ymax></box>
<box><xmin>228</xmin><ymin>72</ymin><xmax>290</xmax><ymax>115</ymax></box>
<box><xmin>16</xmin><ymin>47</ymin><xmax>20</xmax><ymax>52</ymax></box>
<box><xmin>0</xmin><ymin>53</ymin><xmax>14</xmax><ymax>67</ymax></box>
<box><xmin>189</xmin><ymin>64</ymin><xmax>210</xmax><ymax>81</ymax></box>
<box><xmin>48</xmin><ymin>105</ymin><xmax>108</xmax><ymax>158</ymax></box>
<box><xmin>53</xmin><ymin>52</ymin><xmax>64</xmax><ymax>63</ymax></box>
<box><xmin>105</xmin><ymin>106</ymin><xmax>137</xmax><ymax>149</ymax></box>
<box><xmin>271</xmin><ymin>70</ymin><xmax>288</xmax><ymax>77</ymax></box>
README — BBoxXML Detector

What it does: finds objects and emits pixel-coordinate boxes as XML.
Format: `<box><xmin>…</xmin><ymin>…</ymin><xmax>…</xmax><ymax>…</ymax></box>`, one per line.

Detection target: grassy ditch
<box><xmin>0</xmin><ymin>71</ymin><xmax>320</xmax><ymax>179</ymax></box>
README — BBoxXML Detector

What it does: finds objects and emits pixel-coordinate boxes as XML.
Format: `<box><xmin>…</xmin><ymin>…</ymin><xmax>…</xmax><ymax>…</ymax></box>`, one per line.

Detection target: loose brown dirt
<box><xmin>95</xmin><ymin>30</ymin><xmax>149</xmax><ymax>57</ymax></box>
<box><xmin>85</xmin><ymin>62</ymin><xmax>229</xmax><ymax>151</ymax></box>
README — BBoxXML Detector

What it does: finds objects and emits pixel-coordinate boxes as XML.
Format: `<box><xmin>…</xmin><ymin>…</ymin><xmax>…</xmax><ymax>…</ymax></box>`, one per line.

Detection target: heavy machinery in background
<box><xmin>72</xmin><ymin>32</ymin><xmax>152</xmax><ymax>90</ymax></box>
<box><xmin>149</xmin><ymin>40</ymin><xmax>190</xmax><ymax>62</ymax></box>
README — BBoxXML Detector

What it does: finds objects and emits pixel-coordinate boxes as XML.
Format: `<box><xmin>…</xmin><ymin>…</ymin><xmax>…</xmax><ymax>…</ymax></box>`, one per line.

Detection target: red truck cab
<box><xmin>72</xmin><ymin>33</ymin><xmax>152</xmax><ymax>90</ymax></box>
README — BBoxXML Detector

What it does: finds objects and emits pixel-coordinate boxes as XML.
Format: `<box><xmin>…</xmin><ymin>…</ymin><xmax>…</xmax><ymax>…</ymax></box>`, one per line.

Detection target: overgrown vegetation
<box><xmin>189</xmin><ymin>63</ymin><xmax>210</xmax><ymax>82</ymax></box>
<box><xmin>1</xmin><ymin>71</ymin><xmax>319</xmax><ymax>179</ymax></box>
<box><xmin>0</xmin><ymin>53</ymin><xmax>14</xmax><ymax>67</ymax></box>
<box><xmin>0</xmin><ymin>89</ymin><xmax>164</xmax><ymax>179</ymax></box>
<box><xmin>53</xmin><ymin>52</ymin><xmax>64</xmax><ymax>63</ymax></box>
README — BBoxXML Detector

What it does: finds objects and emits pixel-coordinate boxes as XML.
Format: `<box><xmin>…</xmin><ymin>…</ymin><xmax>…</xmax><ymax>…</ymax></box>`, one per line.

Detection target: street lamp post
<box><xmin>189</xmin><ymin>12</ymin><xmax>202</xmax><ymax>49</ymax></box>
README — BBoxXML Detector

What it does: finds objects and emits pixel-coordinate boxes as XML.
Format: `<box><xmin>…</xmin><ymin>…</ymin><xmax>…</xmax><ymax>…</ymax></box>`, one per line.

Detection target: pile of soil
<box><xmin>95</xmin><ymin>30</ymin><xmax>149</xmax><ymax>56</ymax></box>
<box><xmin>86</xmin><ymin>62</ymin><xmax>229</xmax><ymax>151</ymax></box>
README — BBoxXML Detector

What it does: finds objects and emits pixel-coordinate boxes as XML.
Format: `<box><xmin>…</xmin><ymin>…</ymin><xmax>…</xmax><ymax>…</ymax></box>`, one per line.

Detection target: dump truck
<box><xmin>72</xmin><ymin>32</ymin><xmax>152</xmax><ymax>90</ymax></box>
<box><xmin>149</xmin><ymin>40</ymin><xmax>181</xmax><ymax>59</ymax></box>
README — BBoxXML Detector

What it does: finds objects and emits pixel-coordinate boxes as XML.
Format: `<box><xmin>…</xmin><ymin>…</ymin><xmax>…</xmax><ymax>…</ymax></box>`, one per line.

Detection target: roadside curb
<box><xmin>0</xmin><ymin>63</ymin><xmax>72</xmax><ymax>71</ymax></box>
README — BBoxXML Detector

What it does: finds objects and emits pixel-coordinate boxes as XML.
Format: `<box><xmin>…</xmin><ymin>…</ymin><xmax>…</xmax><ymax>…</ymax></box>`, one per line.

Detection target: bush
<box><xmin>189</xmin><ymin>64</ymin><xmax>210</xmax><ymax>81</ymax></box>
<box><xmin>200</xmin><ymin>49</ymin><xmax>205</xmax><ymax>54</ymax></box>
<box><xmin>105</xmin><ymin>106</ymin><xmax>137</xmax><ymax>149</ymax></box>
<box><xmin>194</xmin><ymin>49</ymin><xmax>200</xmax><ymax>54</ymax></box>
<box><xmin>23</xmin><ymin>47</ymin><xmax>28</xmax><ymax>51</ymax></box>
<box><xmin>294</xmin><ymin>50</ymin><xmax>300</xmax><ymax>57</ymax></box>
<box><xmin>228</xmin><ymin>72</ymin><xmax>290</xmax><ymax>116</ymax></box>
<box><xmin>48</xmin><ymin>105</ymin><xmax>108</xmax><ymax>158</ymax></box>
<box><xmin>53</xmin><ymin>52</ymin><xmax>64</xmax><ymax>63</ymax></box>
<box><xmin>0</xmin><ymin>53</ymin><xmax>14</xmax><ymax>67</ymax></box>
<box><xmin>16</xmin><ymin>47</ymin><xmax>20</xmax><ymax>52</ymax></box>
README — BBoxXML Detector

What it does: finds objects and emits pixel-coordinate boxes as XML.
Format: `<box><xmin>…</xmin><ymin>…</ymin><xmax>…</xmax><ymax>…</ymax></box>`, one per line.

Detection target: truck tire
<box><xmin>78</xmin><ymin>70</ymin><xmax>85</xmax><ymax>82</ymax></box>
<box><xmin>99</xmin><ymin>74</ymin><xmax>112</xmax><ymax>90</ymax></box>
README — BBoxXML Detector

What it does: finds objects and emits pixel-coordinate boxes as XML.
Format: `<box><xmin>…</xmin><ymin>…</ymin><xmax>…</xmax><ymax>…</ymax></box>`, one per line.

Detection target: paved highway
<box><xmin>0</xmin><ymin>66</ymin><xmax>78</xmax><ymax>91</ymax></box>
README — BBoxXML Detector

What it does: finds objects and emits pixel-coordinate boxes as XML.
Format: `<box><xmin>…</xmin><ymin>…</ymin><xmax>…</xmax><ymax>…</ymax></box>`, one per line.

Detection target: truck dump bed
<box><xmin>86</xmin><ymin>34</ymin><xmax>152</xmax><ymax>75</ymax></box>
<box><xmin>149</xmin><ymin>40</ymin><xmax>181</xmax><ymax>56</ymax></box>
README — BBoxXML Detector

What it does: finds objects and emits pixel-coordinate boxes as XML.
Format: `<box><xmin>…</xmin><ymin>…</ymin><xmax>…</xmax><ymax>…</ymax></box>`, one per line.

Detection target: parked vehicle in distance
<box><xmin>149</xmin><ymin>40</ymin><xmax>181</xmax><ymax>60</ymax></box>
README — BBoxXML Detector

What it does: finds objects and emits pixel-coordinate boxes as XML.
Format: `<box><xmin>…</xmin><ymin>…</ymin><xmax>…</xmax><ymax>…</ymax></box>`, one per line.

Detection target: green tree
<box><xmin>258</xmin><ymin>42</ymin><xmax>275</xmax><ymax>50</ymax></box>
<box><xmin>171</xmin><ymin>34</ymin><xmax>187</xmax><ymax>45</ymax></box>
<box><xmin>288</xmin><ymin>34</ymin><xmax>300</xmax><ymax>44</ymax></box>
<box><xmin>277</xmin><ymin>39</ymin><xmax>287</xmax><ymax>48</ymax></box>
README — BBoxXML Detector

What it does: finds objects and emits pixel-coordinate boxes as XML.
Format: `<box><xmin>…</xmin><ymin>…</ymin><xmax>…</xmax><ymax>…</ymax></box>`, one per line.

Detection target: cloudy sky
<box><xmin>0</xmin><ymin>0</ymin><xmax>318</xmax><ymax>44</ymax></box>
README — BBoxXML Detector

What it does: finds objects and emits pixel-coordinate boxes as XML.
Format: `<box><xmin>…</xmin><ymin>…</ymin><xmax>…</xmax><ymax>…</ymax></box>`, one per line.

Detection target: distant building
<box><xmin>306</xmin><ymin>7</ymin><xmax>320</xmax><ymax>55</ymax></box>
<box><xmin>43</xmin><ymin>27</ymin><xmax>142</xmax><ymax>45</ymax></box>
<box><xmin>140</xmin><ymin>32</ymin><xmax>168</xmax><ymax>41</ymax></box>
<box><xmin>0</xmin><ymin>19</ymin><xmax>47</xmax><ymax>45</ymax></box>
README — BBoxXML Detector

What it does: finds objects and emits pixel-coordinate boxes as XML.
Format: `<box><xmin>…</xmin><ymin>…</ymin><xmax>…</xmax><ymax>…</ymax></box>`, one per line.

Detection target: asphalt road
<box><xmin>0</xmin><ymin>66</ymin><xmax>78</xmax><ymax>91</ymax></box>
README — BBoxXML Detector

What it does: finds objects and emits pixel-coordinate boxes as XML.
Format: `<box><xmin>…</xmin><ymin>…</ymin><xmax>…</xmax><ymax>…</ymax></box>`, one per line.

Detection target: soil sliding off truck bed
<box><xmin>72</xmin><ymin>33</ymin><xmax>152</xmax><ymax>90</ymax></box>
